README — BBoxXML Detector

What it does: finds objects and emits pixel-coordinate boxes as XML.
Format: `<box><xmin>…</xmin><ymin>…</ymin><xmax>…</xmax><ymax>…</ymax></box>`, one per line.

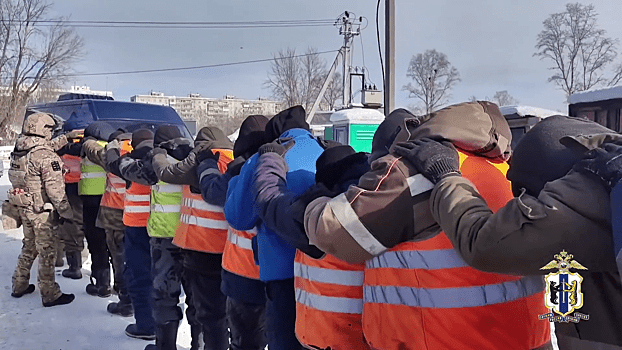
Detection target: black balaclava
<box><xmin>108</xmin><ymin>128</ymin><xmax>128</xmax><ymax>142</ymax></box>
<box><xmin>369</xmin><ymin>108</ymin><xmax>415</xmax><ymax>163</ymax></box>
<box><xmin>131</xmin><ymin>129</ymin><xmax>154</xmax><ymax>149</ymax></box>
<box><xmin>315</xmin><ymin>144</ymin><xmax>370</xmax><ymax>192</ymax></box>
<box><xmin>84</xmin><ymin>121</ymin><xmax>115</xmax><ymax>142</ymax></box>
<box><xmin>264</xmin><ymin>105</ymin><xmax>309</xmax><ymax>142</ymax></box>
<box><xmin>508</xmin><ymin>115</ymin><xmax>614</xmax><ymax>197</ymax></box>
<box><xmin>195</xmin><ymin>126</ymin><xmax>233</xmax><ymax>150</ymax></box>
<box><xmin>153</xmin><ymin>125</ymin><xmax>183</xmax><ymax>148</ymax></box>
<box><xmin>234</xmin><ymin>115</ymin><xmax>269</xmax><ymax>159</ymax></box>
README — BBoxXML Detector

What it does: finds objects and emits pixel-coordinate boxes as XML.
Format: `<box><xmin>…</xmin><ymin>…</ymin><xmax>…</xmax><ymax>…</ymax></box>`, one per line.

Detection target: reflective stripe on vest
<box><xmin>147</xmin><ymin>179</ymin><xmax>183</xmax><ymax>238</ymax></box>
<box><xmin>294</xmin><ymin>250</ymin><xmax>368</xmax><ymax>349</ymax></box>
<box><xmin>101</xmin><ymin>140</ymin><xmax>132</xmax><ymax>210</ymax></box>
<box><xmin>222</xmin><ymin>227</ymin><xmax>260</xmax><ymax>280</ymax></box>
<box><xmin>172</xmin><ymin>185</ymin><xmax>229</xmax><ymax>254</ymax></box>
<box><xmin>123</xmin><ymin>183</ymin><xmax>151</xmax><ymax>227</ymax></box>
<box><xmin>172</xmin><ymin>150</ymin><xmax>233</xmax><ymax>253</ymax></box>
<box><xmin>78</xmin><ymin>140</ymin><xmax>107</xmax><ymax>195</ymax></box>
<box><xmin>62</xmin><ymin>154</ymin><xmax>81</xmax><ymax>184</ymax></box>
<box><xmin>362</xmin><ymin>151</ymin><xmax>550</xmax><ymax>350</ymax></box>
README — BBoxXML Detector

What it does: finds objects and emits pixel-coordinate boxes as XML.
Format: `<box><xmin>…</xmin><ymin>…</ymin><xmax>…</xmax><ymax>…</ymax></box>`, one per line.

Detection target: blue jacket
<box><xmin>224</xmin><ymin>128</ymin><xmax>324</xmax><ymax>281</ymax></box>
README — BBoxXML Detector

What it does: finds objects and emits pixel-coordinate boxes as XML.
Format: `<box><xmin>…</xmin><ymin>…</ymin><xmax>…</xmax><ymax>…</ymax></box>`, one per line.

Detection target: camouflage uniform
<box><xmin>10</xmin><ymin>113</ymin><xmax>73</xmax><ymax>304</ymax></box>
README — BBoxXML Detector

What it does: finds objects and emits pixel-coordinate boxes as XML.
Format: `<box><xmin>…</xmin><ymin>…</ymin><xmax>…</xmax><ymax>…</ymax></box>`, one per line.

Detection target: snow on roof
<box><xmin>330</xmin><ymin>108</ymin><xmax>385</xmax><ymax>124</ymax></box>
<box><xmin>499</xmin><ymin>105</ymin><xmax>563</xmax><ymax>119</ymax></box>
<box><xmin>568</xmin><ymin>85</ymin><xmax>622</xmax><ymax>104</ymax></box>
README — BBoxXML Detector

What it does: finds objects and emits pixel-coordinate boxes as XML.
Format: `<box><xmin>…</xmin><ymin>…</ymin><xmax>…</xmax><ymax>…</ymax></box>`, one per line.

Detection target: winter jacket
<box><xmin>225</xmin><ymin>128</ymin><xmax>324</xmax><ymax>281</ymax></box>
<box><xmin>430</xmin><ymin>141</ymin><xmax>622</xmax><ymax>346</ymax></box>
<box><xmin>82</xmin><ymin>139</ymin><xmax>108</xmax><ymax>170</ymax></box>
<box><xmin>106</xmin><ymin>140</ymin><xmax>158</xmax><ymax>187</ymax></box>
<box><xmin>151</xmin><ymin>137</ymin><xmax>196</xmax><ymax>188</ymax></box>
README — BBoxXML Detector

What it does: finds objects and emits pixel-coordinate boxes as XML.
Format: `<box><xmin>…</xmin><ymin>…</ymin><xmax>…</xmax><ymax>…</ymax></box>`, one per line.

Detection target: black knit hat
<box><xmin>264</xmin><ymin>105</ymin><xmax>309</xmax><ymax>142</ymax></box>
<box><xmin>154</xmin><ymin>125</ymin><xmax>183</xmax><ymax>147</ymax></box>
<box><xmin>370</xmin><ymin>108</ymin><xmax>414</xmax><ymax>163</ymax></box>
<box><xmin>315</xmin><ymin>145</ymin><xmax>356</xmax><ymax>187</ymax></box>
<box><xmin>195</xmin><ymin>126</ymin><xmax>233</xmax><ymax>150</ymax></box>
<box><xmin>108</xmin><ymin>128</ymin><xmax>128</xmax><ymax>142</ymax></box>
<box><xmin>508</xmin><ymin>115</ymin><xmax>613</xmax><ymax>197</ymax></box>
<box><xmin>131</xmin><ymin>129</ymin><xmax>154</xmax><ymax>149</ymax></box>
<box><xmin>234</xmin><ymin>115</ymin><xmax>269</xmax><ymax>158</ymax></box>
<box><xmin>84</xmin><ymin>121</ymin><xmax>115</xmax><ymax>142</ymax></box>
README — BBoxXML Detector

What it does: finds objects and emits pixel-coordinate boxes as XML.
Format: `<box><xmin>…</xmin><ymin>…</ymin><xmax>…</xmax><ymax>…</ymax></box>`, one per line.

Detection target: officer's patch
<box><xmin>51</xmin><ymin>161</ymin><xmax>61</xmax><ymax>171</ymax></box>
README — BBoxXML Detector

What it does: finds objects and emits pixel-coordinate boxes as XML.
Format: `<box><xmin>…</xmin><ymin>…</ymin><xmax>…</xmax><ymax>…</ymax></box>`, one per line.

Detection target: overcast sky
<box><xmin>49</xmin><ymin>0</ymin><xmax>622</xmax><ymax>114</ymax></box>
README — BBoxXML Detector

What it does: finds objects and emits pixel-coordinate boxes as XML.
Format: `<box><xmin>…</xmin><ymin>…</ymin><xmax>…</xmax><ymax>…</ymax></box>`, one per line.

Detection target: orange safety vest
<box><xmin>100</xmin><ymin>140</ymin><xmax>133</xmax><ymax>210</ymax></box>
<box><xmin>62</xmin><ymin>138</ymin><xmax>82</xmax><ymax>184</ymax></box>
<box><xmin>363</xmin><ymin>152</ymin><xmax>550</xmax><ymax>350</ymax></box>
<box><xmin>222</xmin><ymin>227</ymin><xmax>261</xmax><ymax>280</ymax></box>
<box><xmin>173</xmin><ymin>149</ymin><xmax>233</xmax><ymax>253</ymax></box>
<box><xmin>123</xmin><ymin>182</ymin><xmax>151</xmax><ymax>227</ymax></box>
<box><xmin>294</xmin><ymin>252</ymin><xmax>369</xmax><ymax>350</ymax></box>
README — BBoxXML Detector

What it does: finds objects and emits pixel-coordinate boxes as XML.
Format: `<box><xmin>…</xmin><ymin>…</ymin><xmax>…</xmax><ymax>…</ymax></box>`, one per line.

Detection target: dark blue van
<box><xmin>27</xmin><ymin>94</ymin><xmax>192</xmax><ymax>139</ymax></box>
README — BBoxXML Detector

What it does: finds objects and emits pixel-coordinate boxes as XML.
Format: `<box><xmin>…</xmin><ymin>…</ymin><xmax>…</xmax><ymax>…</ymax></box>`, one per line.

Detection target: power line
<box><xmin>52</xmin><ymin>49</ymin><xmax>339</xmax><ymax>78</ymax></box>
<box><xmin>13</xmin><ymin>19</ymin><xmax>337</xmax><ymax>29</ymax></box>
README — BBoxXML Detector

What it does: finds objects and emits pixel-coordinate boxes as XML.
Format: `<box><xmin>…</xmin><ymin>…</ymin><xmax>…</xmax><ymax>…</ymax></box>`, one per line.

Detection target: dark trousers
<box><xmin>227</xmin><ymin>296</ymin><xmax>267</xmax><ymax>350</ymax></box>
<box><xmin>150</xmin><ymin>237</ymin><xmax>191</xmax><ymax>325</ymax></box>
<box><xmin>183</xmin><ymin>266</ymin><xmax>229</xmax><ymax>350</ymax></box>
<box><xmin>124</xmin><ymin>226</ymin><xmax>155</xmax><ymax>332</ymax></box>
<box><xmin>265</xmin><ymin>278</ymin><xmax>303</xmax><ymax>350</ymax></box>
<box><xmin>81</xmin><ymin>197</ymin><xmax>109</xmax><ymax>274</ymax></box>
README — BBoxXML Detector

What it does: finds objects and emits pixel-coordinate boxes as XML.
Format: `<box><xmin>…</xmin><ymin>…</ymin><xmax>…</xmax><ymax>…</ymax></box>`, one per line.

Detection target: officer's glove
<box><xmin>106</xmin><ymin>139</ymin><xmax>122</xmax><ymax>151</ymax></box>
<box><xmin>574</xmin><ymin>141</ymin><xmax>622</xmax><ymax>192</ymax></box>
<box><xmin>64</xmin><ymin>130</ymin><xmax>83</xmax><ymax>140</ymax></box>
<box><xmin>258</xmin><ymin>137</ymin><xmax>296</xmax><ymax>157</ymax></box>
<box><xmin>393</xmin><ymin>138</ymin><xmax>461</xmax><ymax>184</ymax></box>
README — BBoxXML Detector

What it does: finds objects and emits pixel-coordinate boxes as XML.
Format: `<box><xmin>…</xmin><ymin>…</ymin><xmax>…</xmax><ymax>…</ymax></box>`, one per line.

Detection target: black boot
<box><xmin>62</xmin><ymin>251</ymin><xmax>82</xmax><ymax>279</ymax></box>
<box><xmin>43</xmin><ymin>293</ymin><xmax>75</xmax><ymax>307</ymax></box>
<box><xmin>146</xmin><ymin>321</ymin><xmax>179</xmax><ymax>350</ymax></box>
<box><xmin>86</xmin><ymin>269</ymin><xmax>112</xmax><ymax>297</ymax></box>
<box><xmin>11</xmin><ymin>284</ymin><xmax>35</xmax><ymax>298</ymax></box>
<box><xmin>107</xmin><ymin>290</ymin><xmax>134</xmax><ymax>317</ymax></box>
<box><xmin>190</xmin><ymin>325</ymin><xmax>202</xmax><ymax>350</ymax></box>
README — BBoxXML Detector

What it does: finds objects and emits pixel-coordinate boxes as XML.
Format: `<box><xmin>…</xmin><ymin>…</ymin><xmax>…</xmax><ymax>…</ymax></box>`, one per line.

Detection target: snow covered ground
<box><xmin>0</xmin><ymin>171</ymin><xmax>193</xmax><ymax>350</ymax></box>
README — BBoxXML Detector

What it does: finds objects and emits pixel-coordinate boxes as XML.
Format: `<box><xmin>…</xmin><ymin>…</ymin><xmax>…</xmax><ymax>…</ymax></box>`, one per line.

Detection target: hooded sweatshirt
<box><xmin>429</xmin><ymin>115</ymin><xmax>622</xmax><ymax>347</ymax></box>
<box><xmin>224</xmin><ymin>105</ymin><xmax>325</xmax><ymax>281</ymax></box>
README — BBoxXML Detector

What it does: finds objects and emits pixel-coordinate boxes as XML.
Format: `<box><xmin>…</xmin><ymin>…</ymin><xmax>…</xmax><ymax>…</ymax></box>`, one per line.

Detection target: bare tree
<box><xmin>265</xmin><ymin>47</ymin><xmax>340</xmax><ymax>113</ymax></box>
<box><xmin>493</xmin><ymin>90</ymin><xmax>519</xmax><ymax>106</ymax></box>
<box><xmin>322</xmin><ymin>72</ymin><xmax>342</xmax><ymax>111</ymax></box>
<box><xmin>0</xmin><ymin>0</ymin><xmax>83</xmax><ymax>144</ymax></box>
<box><xmin>611</xmin><ymin>63</ymin><xmax>622</xmax><ymax>86</ymax></box>
<box><xmin>534</xmin><ymin>3</ymin><xmax>618</xmax><ymax>97</ymax></box>
<box><xmin>403</xmin><ymin>49</ymin><xmax>461</xmax><ymax>115</ymax></box>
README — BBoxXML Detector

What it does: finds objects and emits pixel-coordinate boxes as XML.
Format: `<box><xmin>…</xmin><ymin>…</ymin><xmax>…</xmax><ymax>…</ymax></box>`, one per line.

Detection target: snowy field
<box><xmin>0</xmin><ymin>170</ymin><xmax>193</xmax><ymax>350</ymax></box>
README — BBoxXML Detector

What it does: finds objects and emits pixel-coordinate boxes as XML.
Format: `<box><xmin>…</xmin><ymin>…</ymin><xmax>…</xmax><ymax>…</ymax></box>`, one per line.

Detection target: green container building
<box><xmin>327</xmin><ymin>108</ymin><xmax>385</xmax><ymax>152</ymax></box>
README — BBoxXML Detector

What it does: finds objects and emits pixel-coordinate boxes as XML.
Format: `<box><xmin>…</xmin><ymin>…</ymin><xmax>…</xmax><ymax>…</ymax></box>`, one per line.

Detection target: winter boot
<box><xmin>42</xmin><ymin>293</ymin><xmax>75</xmax><ymax>307</ymax></box>
<box><xmin>11</xmin><ymin>284</ymin><xmax>35</xmax><ymax>298</ymax></box>
<box><xmin>107</xmin><ymin>290</ymin><xmax>134</xmax><ymax>317</ymax></box>
<box><xmin>125</xmin><ymin>324</ymin><xmax>156</xmax><ymax>341</ymax></box>
<box><xmin>86</xmin><ymin>269</ymin><xmax>112</xmax><ymax>298</ymax></box>
<box><xmin>190</xmin><ymin>325</ymin><xmax>202</xmax><ymax>350</ymax></box>
<box><xmin>62</xmin><ymin>251</ymin><xmax>82</xmax><ymax>279</ymax></box>
<box><xmin>147</xmin><ymin>321</ymin><xmax>180</xmax><ymax>350</ymax></box>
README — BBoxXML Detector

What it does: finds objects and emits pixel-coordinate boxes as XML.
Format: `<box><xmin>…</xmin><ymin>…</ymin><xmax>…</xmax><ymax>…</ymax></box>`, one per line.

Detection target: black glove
<box><xmin>149</xmin><ymin>147</ymin><xmax>167</xmax><ymax>157</ymax></box>
<box><xmin>225</xmin><ymin>157</ymin><xmax>246</xmax><ymax>177</ymax></box>
<box><xmin>573</xmin><ymin>142</ymin><xmax>622</xmax><ymax>192</ymax></box>
<box><xmin>393</xmin><ymin>138</ymin><xmax>461</xmax><ymax>184</ymax></box>
<box><xmin>258</xmin><ymin>138</ymin><xmax>296</xmax><ymax>157</ymax></box>
<box><xmin>196</xmin><ymin>148</ymin><xmax>219</xmax><ymax>164</ymax></box>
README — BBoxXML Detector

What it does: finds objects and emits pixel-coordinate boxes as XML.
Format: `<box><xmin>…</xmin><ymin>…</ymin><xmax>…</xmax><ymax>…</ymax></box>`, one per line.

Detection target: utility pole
<box><xmin>384</xmin><ymin>0</ymin><xmax>395</xmax><ymax>116</ymax></box>
<box><xmin>337</xmin><ymin>12</ymin><xmax>361</xmax><ymax>108</ymax></box>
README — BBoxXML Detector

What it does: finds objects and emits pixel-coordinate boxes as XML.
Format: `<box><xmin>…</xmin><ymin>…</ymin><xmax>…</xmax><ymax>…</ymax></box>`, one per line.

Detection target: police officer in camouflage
<box><xmin>9</xmin><ymin>112</ymin><xmax>75</xmax><ymax>307</ymax></box>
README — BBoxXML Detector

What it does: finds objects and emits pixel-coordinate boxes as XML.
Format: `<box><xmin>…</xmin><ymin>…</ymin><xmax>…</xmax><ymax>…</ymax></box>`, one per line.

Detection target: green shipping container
<box><xmin>329</xmin><ymin>108</ymin><xmax>385</xmax><ymax>152</ymax></box>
